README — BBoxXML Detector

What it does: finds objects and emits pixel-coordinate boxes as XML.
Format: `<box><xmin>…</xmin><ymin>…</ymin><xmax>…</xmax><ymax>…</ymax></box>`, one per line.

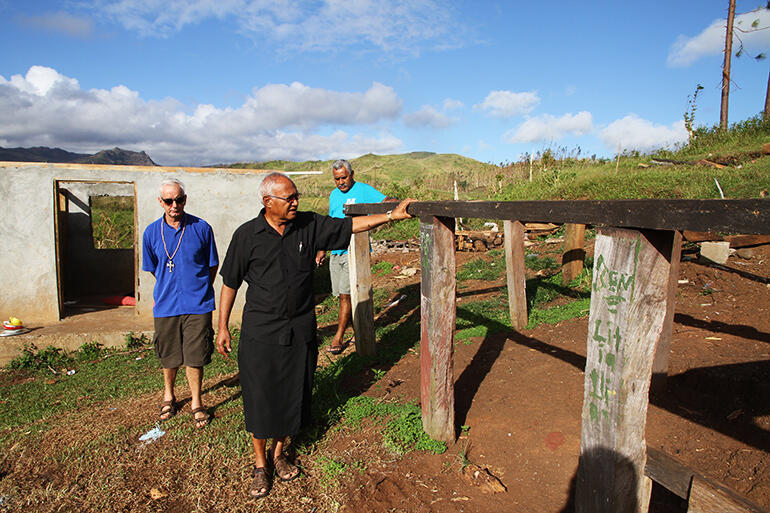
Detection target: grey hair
<box><xmin>259</xmin><ymin>172</ymin><xmax>293</xmax><ymax>200</ymax></box>
<box><xmin>331</xmin><ymin>159</ymin><xmax>353</xmax><ymax>173</ymax></box>
<box><xmin>159</xmin><ymin>178</ymin><xmax>185</xmax><ymax>197</ymax></box>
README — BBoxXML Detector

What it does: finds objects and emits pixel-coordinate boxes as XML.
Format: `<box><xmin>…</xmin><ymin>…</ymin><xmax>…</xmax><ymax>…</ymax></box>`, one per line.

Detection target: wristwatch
<box><xmin>386</xmin><ymin>210</ymin><xmax>393</xmax><ymax>221</ymax></box>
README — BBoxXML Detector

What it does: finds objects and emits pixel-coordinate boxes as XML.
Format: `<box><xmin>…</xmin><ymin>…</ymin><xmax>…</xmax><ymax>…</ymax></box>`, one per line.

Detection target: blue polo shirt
<box><xmin>328</xmin><ymin>181</ymin><xmax>385</xmax><ymax>255</ymax></box>
<box><xmin>142</xmin><ymin>213</ymin><xmax>219</xmax><ymax>318</ymax></box>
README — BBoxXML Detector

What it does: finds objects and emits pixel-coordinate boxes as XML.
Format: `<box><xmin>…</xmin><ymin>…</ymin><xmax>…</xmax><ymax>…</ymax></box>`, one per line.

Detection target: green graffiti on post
<box><xmin>587</xmin><ymin>234</ymin><xmax>641</xmax><ymax>424</ymax></box>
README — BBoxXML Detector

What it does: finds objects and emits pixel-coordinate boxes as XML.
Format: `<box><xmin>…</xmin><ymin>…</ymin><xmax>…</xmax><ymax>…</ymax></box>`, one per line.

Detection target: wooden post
<box><xmin>562</xmin><ymin>223</ymin><xmax>586</xmax><ymax>285</ymax></box>
<box><xmin>504</xmin><ymin>220</ymin><xmax>528</xmax><ymax>329</ymax></box>
<box><xmin>348</xmin><ymin>231</ymin><xmax>376</xmax><ymax>358</ymax></box>
<box><xmin>651</xmin><ymin>230</ymin><xmax>683</xmax><ymax>394</ymax></box>
<box><xmin>419</xmin><ymin>215</ymin><xmax>456</xmax><ymax>443</ymax></box>
<box><xmin>576</xmin><ymin>228</ymin><xmax>677</xmax><ymax>513</ymax></box>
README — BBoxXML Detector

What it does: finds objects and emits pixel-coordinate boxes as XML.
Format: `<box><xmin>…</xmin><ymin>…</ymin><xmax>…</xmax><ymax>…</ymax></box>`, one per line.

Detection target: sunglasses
<box><xmin>161</xmin><ymin>195</ymin><xmax>186</xmax><ymax>205</ymax></box>
<box><xmin>269</xmin><ymin>193</ymin><xmax>301</xmax><ymax>203</ymax></box>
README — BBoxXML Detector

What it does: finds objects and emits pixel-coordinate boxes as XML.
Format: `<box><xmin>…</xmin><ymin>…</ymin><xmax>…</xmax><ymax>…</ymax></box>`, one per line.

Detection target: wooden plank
<box><xmin>345</xmin><ymin>199</ymin><xmax>770</xmax><ymax>235</ymax></box>
<box><xmin>419</xmin><ymin>215</ymin><xmax>456</xmax><ymax>443</ymax></box>
<box><xmin>645</xmin><ymin>447</ymin><xmax>769</xmax><ymax>513</ymax></box>
<box><xmin>683</xmin><ymin>231</ymin><xmax>720</xmax><ymax>242</ymax></box>
<box><xmin>54</xmin><ymin>183</ymin><xmax>67</xmax><ymax>320</ymax></box>
<box><xmin>644</xmin><ymin>446</ymin><xmax>693</xmax><ymax>499</ymax></box>
<box><xmin>562</xmin><ymin>223</ymin><xmax>586</xmax><ymax>285</ymax></box>
<box><xmin>683</xmin><ymin>232</ymin><xmax>770</xmax><ymax>247</ymax></box>
<box><xmin>576</xmin><ymin>228</ymin><xmax>674</xmax><ymax>513</ymax></box>
<box><xmin>724</xmin><ymin>234</ymin><xmax>770</xmax><ymax>248</ymax></box>
<box><xmin>651</xmin><ymin>230</ymin><xmax>683</xmax><ymax>393</ymax></box>
<box><xmin>688</xmin><ymin>475</ymin><xmax>766</xmax><ymax>513</ymax></box>
<box><xmin>504</xmin><ymin>220</ymin><xmax>528</xmax><ymax>330</ymax></box>
<box><xmin>348</xmin><ymin>231</ymin><xmax>376</xmax><ymax>358</ymax></box>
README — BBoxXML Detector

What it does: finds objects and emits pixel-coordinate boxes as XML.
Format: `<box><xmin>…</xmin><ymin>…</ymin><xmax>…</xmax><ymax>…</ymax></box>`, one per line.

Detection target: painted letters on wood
<box><xmin>419</xmin><ymin>215</ymin><xmax>456</xmax><ymax>443</ymax></box>
<box><xmin>576</xmin><ymin>228</ymin><xmax>676</xmax><ymax>513</ymax></box>
<box><xmin>503</xmin><ymin>220</ymin><xmax>528</xmax><ymax>330</ymax></box>
<box><xmin>349</xmin><ymin>231</ymin><xmax>376</xmax><ymax>358</ymax></box>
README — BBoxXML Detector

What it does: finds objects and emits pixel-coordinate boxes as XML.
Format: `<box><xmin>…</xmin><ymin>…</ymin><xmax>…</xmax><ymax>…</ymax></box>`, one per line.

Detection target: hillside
<box><xmin>224</xmin><ymin>151</ymin><xmax>500</xmax><ymax>213</ymax></box>
<box><xmin>0</xmin><ymin>146</ymin><xmax>157</xmax><ymax>166</ymax></box>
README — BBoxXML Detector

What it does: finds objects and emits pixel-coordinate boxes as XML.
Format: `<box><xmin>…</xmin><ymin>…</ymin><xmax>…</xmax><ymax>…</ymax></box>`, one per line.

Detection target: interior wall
<box><xmin>59</xmin><ymin>182</ymin><xmax>135</xmax><ymax>301</ymax></box>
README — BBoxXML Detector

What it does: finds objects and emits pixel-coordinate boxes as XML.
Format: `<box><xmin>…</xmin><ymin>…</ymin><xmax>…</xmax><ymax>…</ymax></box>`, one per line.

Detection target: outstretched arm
<box><xmin>351</xmin><ymin>198</ymin><xmax>416</xmax><ymax>233</ymax></box>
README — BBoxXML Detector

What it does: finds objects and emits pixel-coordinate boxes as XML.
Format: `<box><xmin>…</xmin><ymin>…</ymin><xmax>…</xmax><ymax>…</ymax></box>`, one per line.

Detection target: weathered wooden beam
<box><xmin>576</xmin><ymin>228</ymin><xmax>677</xmax><ymax>513</ymax></box>
<box><xmin>644</xmin><ymin>447</ymin><xmax>768</xmax><ymax>512</ymax></box>
<box><xmin>644</xmin><ymin>446</ymin><xmax>692</xmax><ymax>499</ymax></box>
<box><xmin>688</xmin><ymin>475</ymin><xmax>767</xmax><ymax>513</ymax></box>
<box><xmin>346</xmin><ymin>199</ymin><xmax>770</xmax><ymax>235</ymax></box>
<box><xmin>651</xmin><ymin>230</ymin><xmax>683</xmax><ymax>394</ymax></box>
<box><xmin>419</xmin><ymin>215</ymin><xmax>456</xmax><ymax>443</ymax></box>
<box><xmin>348</xmin><ymin>231</ymin><xmax>376</xmax><ymax>358</ymax></box>
<box><xmin>562</xmin><ymin>223</ymin><xmax>586</xmax><ymax>285</ymax></box>
<box><xmin>504</xmin><ymin>220</ymin><xmax>528</xmax><ymax>330</ymax></box>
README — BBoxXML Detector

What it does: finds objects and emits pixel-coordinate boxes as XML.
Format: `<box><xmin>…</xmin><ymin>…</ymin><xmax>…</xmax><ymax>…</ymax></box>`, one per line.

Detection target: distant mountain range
<box><xmin>0</xmin><ymin>146</ymin><xmax>157</xmax><ymax>166</ymax></box>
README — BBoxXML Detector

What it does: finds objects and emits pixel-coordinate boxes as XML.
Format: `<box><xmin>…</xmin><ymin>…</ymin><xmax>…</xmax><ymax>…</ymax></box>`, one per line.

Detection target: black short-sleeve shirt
<box><xmin>220</xmin><ymin>209</ymin><xmax>353</xmax><ymax>345</ymax></box>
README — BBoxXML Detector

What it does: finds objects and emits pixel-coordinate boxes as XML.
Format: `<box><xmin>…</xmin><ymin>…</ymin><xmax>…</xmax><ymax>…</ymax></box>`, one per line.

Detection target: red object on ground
<box><xmin>103</xmin><ymin>295</ymin><xmax>136</xmax><ymax>306</ymax></box>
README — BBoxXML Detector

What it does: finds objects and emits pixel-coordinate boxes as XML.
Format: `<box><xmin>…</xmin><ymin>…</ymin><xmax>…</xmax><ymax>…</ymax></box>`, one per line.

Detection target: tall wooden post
<box><xmin>576</xmin><ymin>228</ymin><xmax>677</xmax><ymax>513</ymax></box>
<box><xmin>720</xmin><ymin>0</ymin><xmax>736</xmax><ymax>130</ymax></box>
<box><xmin>651</xmin><ymin>230</ymin><xmax>683</xmax><ymax>393</ymax></box>
<box><xmin>419</xmin><ymin>215</ymin><xmax>456</xmax><ymax>443</ymax></box>
<box><xmin>349</xmin><ymin>231</ymin><xmax>376</xmax><ymax>358</ymax></box>
<box><xmin>504</xmin><ymin>220</ymin><xmax>528</xmax><ymax>329</ymax></box>
<box><xmin>562</xmin><ymin>223</ymin><xmax>586</xmax><ymax>285</ymax></box>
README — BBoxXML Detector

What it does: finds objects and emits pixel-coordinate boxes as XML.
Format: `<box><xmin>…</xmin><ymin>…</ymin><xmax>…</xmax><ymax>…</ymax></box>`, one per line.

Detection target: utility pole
<box><xmin>720</xmin><ymin>0</ymin><xmax>736</xmax><ymax>130</ymax></box>
<box><xmin>765</xmin><ymin>67</ymin><xmax>770</xmax><ymax>119</ymax></box>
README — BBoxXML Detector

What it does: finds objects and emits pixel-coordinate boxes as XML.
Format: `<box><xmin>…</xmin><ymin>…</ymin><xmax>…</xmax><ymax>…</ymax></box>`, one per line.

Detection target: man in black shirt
<box><xmin>216</xmin><ymin>172</ymin><xmax>414</xmax><ymax>499</ymax></box>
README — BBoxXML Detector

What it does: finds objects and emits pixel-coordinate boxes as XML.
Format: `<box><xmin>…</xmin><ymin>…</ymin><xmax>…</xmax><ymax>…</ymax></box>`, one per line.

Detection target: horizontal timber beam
<box><xmin>345</xmin><ymin>199</ymin><xmax>770</xmax><ymax>235</ymax></box>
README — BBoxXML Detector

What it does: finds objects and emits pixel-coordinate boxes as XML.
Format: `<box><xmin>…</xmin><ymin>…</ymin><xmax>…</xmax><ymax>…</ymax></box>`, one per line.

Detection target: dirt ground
<box><xmin>1</xmin><ymin>235</ymin><xmax>768</xmax><ymax>512</ymax></box>
<box><xmin>320</xmin><ymin>237</ymin><xmax>770</xmax><ymax>513</ymax></box>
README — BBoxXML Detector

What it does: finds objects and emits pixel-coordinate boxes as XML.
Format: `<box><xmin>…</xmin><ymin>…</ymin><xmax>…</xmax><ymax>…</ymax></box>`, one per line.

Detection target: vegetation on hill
<box><xmin>498</xmin><ymin>114</ymin><xmax>770</xmax><ymax>202</ymax></box>
<box><xmin>224</xmin><ymin>114</ymin><xmax>769</xmax><ymax>218</ymax></box>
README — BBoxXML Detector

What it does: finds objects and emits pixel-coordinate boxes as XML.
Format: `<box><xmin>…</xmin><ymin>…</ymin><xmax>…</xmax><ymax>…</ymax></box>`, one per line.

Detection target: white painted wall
<box><xmin>0</xmin><ymin>162</ymin><xmax>270</xmax><ymax>325</ymax></box>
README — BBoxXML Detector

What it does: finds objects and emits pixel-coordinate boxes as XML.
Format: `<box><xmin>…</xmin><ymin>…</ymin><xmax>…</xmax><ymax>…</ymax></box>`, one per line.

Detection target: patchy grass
<box><xmin>457</xmin><ymin>250</ymin><xmax>505</xmax><ymax>282</ymax></box>
<box><xmin>371</xmin><ymin>260</ymin><xmax>395</xmax><ymax>276</ymax></box>
<box><xmin>340</xmin><ymin>396</ymin><xmax>446</xmax><ymax>456</ymax></box>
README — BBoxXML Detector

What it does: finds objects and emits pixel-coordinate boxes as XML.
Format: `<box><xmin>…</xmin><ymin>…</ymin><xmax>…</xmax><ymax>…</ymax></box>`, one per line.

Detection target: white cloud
<box><xmin>505</xmin><ymin>112</ymin><xmax>593</xmax><ymax>143</ymax></box>
<box><xmin>0</xmin><ymin>66</ymin><xmax>403</xmax><ymax>164</ymax></box>
<box><xmin>668</xmin><ymin>8</ymin><xmax>770</xmax><ymax>67</ymax></box>
<box><xmin>403</xmin><ymin>105</ymin><xmax>456</xmax><ymax>129</ymax></box>
<box><xmin>475</xmin><ymin>90</ymin><xmax>540</xmax><ymax>118</ymax></box>
<box><xmin>86</xmin><ymin>0</ymin><xmax>464</xmax><ymax>55</ymax></box>
<box><xmin>17</xmin><ymin>12</ymin><xmax>94</xmax><ymax>37</ymax></box>
<box><xmin>599</xmin><ymin>114</ymin><xmax>688</xmax><ymax>152</ymax></box>
<box><xmin>443</xmin><ymin>98</ymin><xmax>464</xmax><ymax>110</ymax></box>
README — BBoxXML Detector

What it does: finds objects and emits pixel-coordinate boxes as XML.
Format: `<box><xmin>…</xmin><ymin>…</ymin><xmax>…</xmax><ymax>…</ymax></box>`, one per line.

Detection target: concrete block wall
<box><xmin>0</xmin><ymin>162</ymin><xmax>269</xmax><ymax>326</ymax></box>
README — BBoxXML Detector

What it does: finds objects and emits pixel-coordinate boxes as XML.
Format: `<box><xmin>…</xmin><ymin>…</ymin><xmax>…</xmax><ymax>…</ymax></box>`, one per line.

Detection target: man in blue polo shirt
<box><xmin>315</xmin><ymin>159</ymin><xmax>395</xmax><ymax>354</ymax></box>
<box><xmin>142</xmin><ymin>178</ymin><xmax>219</xmax><ymax>428</ymax></box>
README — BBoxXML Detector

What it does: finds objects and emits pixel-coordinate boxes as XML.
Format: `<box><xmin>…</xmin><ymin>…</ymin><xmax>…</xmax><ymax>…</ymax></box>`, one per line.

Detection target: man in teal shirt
<box><xmin>316</xmin><ymin>159</ymin><xmax>395</xmax><ymax>354</ymax></box>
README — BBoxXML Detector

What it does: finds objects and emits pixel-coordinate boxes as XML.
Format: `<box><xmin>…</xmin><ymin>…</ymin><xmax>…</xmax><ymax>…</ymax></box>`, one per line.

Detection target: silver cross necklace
<box><xmin>160</xmin><ymin>216</ymin><xmax>186</xmax><ymax>272</ymax></box>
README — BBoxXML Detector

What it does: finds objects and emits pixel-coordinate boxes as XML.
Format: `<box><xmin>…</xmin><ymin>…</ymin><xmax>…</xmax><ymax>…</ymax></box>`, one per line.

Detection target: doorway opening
<box><xmin>54</xmin><ymin>180</ymin><xmax>137</xmax><ymax>319</ymax></box>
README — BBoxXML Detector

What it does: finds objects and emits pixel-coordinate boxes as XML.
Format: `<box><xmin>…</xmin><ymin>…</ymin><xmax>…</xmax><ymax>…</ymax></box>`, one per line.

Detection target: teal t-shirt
<box><xmin>328</xmin><ymin>181</ymin><xmax>386</xmax><ymax>255</ymax></box>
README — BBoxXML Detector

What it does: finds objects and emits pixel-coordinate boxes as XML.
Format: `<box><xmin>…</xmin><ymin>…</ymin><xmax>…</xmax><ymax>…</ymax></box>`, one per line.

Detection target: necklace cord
<box><xmin>161</xmin><ymin>216</ymin><xmax>186</xmax><ymax>264</ymax></box>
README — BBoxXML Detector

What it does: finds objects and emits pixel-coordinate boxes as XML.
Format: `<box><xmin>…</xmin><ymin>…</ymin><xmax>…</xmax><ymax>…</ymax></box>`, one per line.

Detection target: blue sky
<box><xmin>1</xmin><ymin>0</ymin><xmax>769</xmax><ymax>166</ymax></box>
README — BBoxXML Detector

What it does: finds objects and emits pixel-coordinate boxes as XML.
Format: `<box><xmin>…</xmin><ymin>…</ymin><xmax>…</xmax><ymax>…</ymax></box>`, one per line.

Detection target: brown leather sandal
<box><xmin>249</xmin><ymin>467</ymin><xmax>270</xmax><ymax>499</ymax></box>
<box><xmin>191</xmin><ymin>407</ymin><xmax>211</xmax><ymax>429</ymax></box>
<box><xmin>158</xmin><ymin>400</ymin><xmax>177</xmax><ymax>422</ymax></box>
<box><xmin>272</xmin><ymin>454</ymin><xmax>300</xmax><ymax>481</ymax></box>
